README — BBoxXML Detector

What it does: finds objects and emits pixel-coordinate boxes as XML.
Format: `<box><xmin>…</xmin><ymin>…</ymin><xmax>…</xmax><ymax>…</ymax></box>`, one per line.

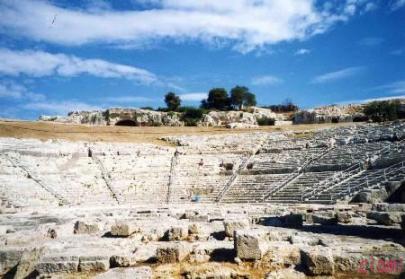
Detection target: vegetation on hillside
<box><xmin>363</xmin><ymin>100</ymin><xmax>404</xmax><ymax>122</ymax></box>
<box><xmin>179</xmin><ymin>107</ymin><xmax>206</xmax><ymax>126</ymax></box>
<box><xmin>257</xmin><ymin>116</ymin><xmax>275</xmax><ymax>126</ymax></box>
<box><xmin>159</xmin><ymin>86</ymin><xmax>265</xmax><ymax>125</ymax></box>
<box><xmin>149</xmin><ymin>89</ymin><xmax>404</xmax><ymax>125</ymax></box>
<box><xmin>262</xmin><ymin>99</ymin><xmax>299</xmax><ymax>113</ymax></box>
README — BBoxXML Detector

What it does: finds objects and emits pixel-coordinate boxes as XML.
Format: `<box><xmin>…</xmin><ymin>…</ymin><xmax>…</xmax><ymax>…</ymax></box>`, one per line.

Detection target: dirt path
<box><xmin>0</xmin><ymin>120</ymin><xmax>356</xmax><ymax>145</ymax></box>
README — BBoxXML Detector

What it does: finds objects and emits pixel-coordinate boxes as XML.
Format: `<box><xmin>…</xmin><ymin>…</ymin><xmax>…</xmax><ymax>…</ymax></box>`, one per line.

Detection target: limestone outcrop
<box><xmin>107</xmin><ymin>108</ymin><xmax>183</xmax><ymax>126</ymax></box>
<box><xmin>197</xmin><ymin>106</ymin><xmax>283</xmax><ymax>127</ymax></box>
<box><xmin>39</xmin><ymin>111</ymin><xmax>107</xmax><ymax>125</ymax></box>
<box><xmin>40</xmin><ymin>108</ymin><xmax>184</xmax><ymax>127</ymax></box>
<box><xmin>293</xmin><ymin>104</ymin><xmax>366</xmax><ymax>124</ymax></box>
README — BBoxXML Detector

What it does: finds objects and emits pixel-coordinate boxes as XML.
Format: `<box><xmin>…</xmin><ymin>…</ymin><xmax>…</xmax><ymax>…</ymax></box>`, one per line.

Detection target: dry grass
<box><xmin>0</xmin><ymin>120</ymin><xmax>357</xmax><ymax>145</ymax></box>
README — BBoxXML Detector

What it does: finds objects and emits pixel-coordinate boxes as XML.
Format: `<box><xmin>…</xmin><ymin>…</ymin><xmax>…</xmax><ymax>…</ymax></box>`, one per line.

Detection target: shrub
<box><xmin>352</xmin><ymin>115</ymin><xmax>369</xmax><ymax>122</ymax></box>
<box><xmin>140</xmin><ymin>106</ymin><xmax>154</xmax><ymax>110</ymax></box>
<box><xmin>102</xmin><ymin>110</ymin><xmax>109</xmax><ymax>121</ymax></box>
<box><xmin>257</xmin><ymin>116</ymin><xmax>275</xmax><ymax>126</ymax></box>
<box><xmin>156</xmin><ymin>107</ymin><xmax>168</xmax><ymax>112</ymax></box>
<box><xmin>363</xmin><ymin>100</ymin><xmax>403</xmax><ymax>122</ymax></box>
<box><xmin>180</xmin><ymin>107</ymin><xmax>204</xmax><ymax>126</ymax></box>
<box><xmin>263</xmin><ymin>104</ymin><xmax>299</xmax><ymax>113</ymax></box>
<box><xmin>263</xmin><ymin>99</ymin><xmax>299</xmax><ymax>113</ymax></box>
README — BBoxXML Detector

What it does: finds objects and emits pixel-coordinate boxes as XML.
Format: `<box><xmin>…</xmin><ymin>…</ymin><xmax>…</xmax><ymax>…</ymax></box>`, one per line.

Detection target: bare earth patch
<box><xmin>0</xmin><ymin>120</ymin><xmax>356</xmax><ymax>145</ymax></box>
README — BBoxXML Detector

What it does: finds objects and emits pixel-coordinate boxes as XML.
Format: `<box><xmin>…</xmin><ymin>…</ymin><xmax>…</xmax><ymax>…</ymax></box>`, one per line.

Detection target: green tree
<box><xmin>230</xmin><ymin>86</ymin><xmax>248</xmax><ymax>110</ymax></box>
<box><xmin>164</xmin><ymin>92</ymin><xmax>181</xmax><ymax>111</ymax></box>
<box><xmin>204</xmin><ymin>88</ymin><xmax>230</xmax><ymax>110</ymax></box>
<box><xmin>243</xmin><ymin>92</ymin><xmax>257</xmax><ymax>107</ymax></box>
<box><xmin>230</xmin><ymin>86</ymin><xmax>256</xmax><ymax>109</ymax></box>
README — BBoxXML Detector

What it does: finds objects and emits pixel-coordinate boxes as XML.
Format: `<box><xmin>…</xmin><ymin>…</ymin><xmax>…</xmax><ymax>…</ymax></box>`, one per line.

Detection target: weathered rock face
<box><xmin>95</xmin><ymin>266</ymin><xmax>153</xmax><ymax>279</ymax></box>
<box><xmin>79</xmin><ymin>255</ymin><xmax>110</xmax><ymax>272</ymax></box>
<box><xmin>156</xmin><ymin>243</ymin><xmax>190</xmax><ymax>263</ymax></box>
<box><xmin>351</xmin><ymin>189</ymin><xmax>389</xmax><ymax>204</ymax></box>
<box><xmin>111</xmin><ymin>222</ymin><xmax>139</xmax><ymax>237</ymax></box>
<box><xmin>183</xmin><ymin>263</ymin><xmax>240</xmax><ymax>279</ymax></box>
<box><xmin>266</xmin><ymin>268</ymin><xmax>306</xmax><ymax>279</ymax></box>
<box><xmin>198</xmin><ymin>111</ymin><xmax>258</xmax><ymax>127</ymax></box>
<box><xmin>234</xmin><ymin>229</ymin><xmax>268</xmax><ymax>260</ymax></box>
<box><xmin>164</xmin><ymin>225</ymin><xmax>189</xmax><ymax>241</ymax></box>
<box><xmin>197</xmin><ymin>107</ymin><xmax>282</xmax><ymax>127</ymax></box>
<box><xmin>74</xmin><ymin>221</ymin><xmax>99</xmax><ymax>235</ymax></box>
<box><xmin>293</xmin><ymin>104</ymin><xmax>365</xmax><ymax>124</ymax></box>
<box><xmin>40</xmin><ymin>108</ymin><xmax>184</xmax><ymax>127</ymax></box>
<box><xmin>301</xmin><ymin>247</ymin><xmax>335</xmax><ymax>276</ymax></box>
<box><xmin>108</xmin><ymin>108</ymin><xmax>183</xmax><ymax>127</ymax></box>
<box><xmin>36</xmin><ymin>255</ymin><xmax>79</xmax><ymax>274</ymax></box>
<box><xmin>224</xmin><ymin>218</ymin><xmax>250</xmax><ymax>237</ymax></box>
<box><xmin>95</xmin><ymin>266</ymin><xmax>152</xmax><ymax>279</ymax></box>
<box><xmin>0</xmin><ymin>248</ymin><xmax>25</xmax><ymax>275</ymax></box>
<box><xmin>40</xmin><ymin>111</ymin><xmax>107</xmax><ymax>125</ymax></box>
<box><xmin>335</xmin><ymin>212</ymin><xmax>352</xmax><ymax>224</ymax></box>
<box><xmin>14</xmin><ymin>248</ymin><xmax>43</xmax><ymax>279</ymax></box>
<box><xmin>367</xmin><ymin>211</ymin><xmax>403</xmax><ymax>226</ymax></box>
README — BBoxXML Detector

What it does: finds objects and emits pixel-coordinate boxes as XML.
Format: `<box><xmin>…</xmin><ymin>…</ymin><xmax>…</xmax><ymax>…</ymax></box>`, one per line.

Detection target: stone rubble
<box><xmin>0</xmin><ymin>203</ymin><xmax>403</xmax><ymax>278</ymax></box>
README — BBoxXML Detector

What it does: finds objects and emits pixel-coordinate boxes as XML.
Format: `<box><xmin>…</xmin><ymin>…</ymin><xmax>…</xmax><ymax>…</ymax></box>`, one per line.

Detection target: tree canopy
<box><xmin>200</xmin><ymin>86</ymin><xmax>257</xmax><ymax>110</ymax></box>
<box><xmin>230</xmin><ymin>86</ymin><xmax>256</xmax><ymax>109</ymax></box>
<box><xmin>164</xmin><ymin>92</ymin><xmax>181</xmax><ymax>111</ymax></box>
<box><xmin>243</xmin><ymin>92</ymin><xmax>257</xmax><ymax>107</ymax></box>
<box><xmin>202</xmin><ymin>88</ymin><xmax>230</xmax><ymax>110</ymax></box>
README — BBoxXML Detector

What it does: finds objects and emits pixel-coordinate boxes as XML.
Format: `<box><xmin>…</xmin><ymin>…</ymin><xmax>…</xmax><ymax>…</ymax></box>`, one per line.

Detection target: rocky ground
<box><xmin>1</xmin><ymin>203</ymin><xmax>404</xmax><ymax>278</ymax></box>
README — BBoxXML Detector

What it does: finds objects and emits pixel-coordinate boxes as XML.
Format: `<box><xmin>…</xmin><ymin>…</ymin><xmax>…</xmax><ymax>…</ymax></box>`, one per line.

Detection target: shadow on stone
<box><xmin>101</xmin><ymin>232</ymin><xmax>128</xmax><ymax>238</ymax></box>
<box><xmin>210</xmin><ymin>248</ymin><xmax>235</xmax><ymax>262</ymax></box>
<box><xmin>3</xmin><ymin>264</ymin><xmax>17</xmax><ymax>279</ymax></box>
<box><xmin>210</xmin><ymin>231</ymin><xmax>226</xmax><ymax>241</ymax></box>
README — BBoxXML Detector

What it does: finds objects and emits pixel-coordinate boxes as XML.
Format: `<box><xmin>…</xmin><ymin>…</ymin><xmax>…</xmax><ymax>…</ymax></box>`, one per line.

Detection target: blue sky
<box><xmin>0</xmin><ymin>0</ymin><xmax>404</xmax><ymax>119</ymax></box>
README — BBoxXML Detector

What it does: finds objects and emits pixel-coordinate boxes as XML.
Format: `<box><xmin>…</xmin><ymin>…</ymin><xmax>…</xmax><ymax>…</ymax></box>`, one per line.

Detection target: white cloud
<box><xmin>372</xmin><ymin>80</ymin><xmax>405</xmax><ymax>94</ymax></box>
<box><xmin>0</xmin><ymin>83</ymin><xmax>23</xmax><ymax>99</ymax></box>
<box><xmin>251</xmin><ymin>75</ymin><xmax>283</xmax><ymax>86</ymax></box>
<box><xmin>311</xmin><ymin>67</ymin><xmax>364</xmax><ymax>84</ymax></box>
<box><xmin>0</xmin><ymin>81</ymin><xmax>45</xmax><ymax>101</ymax></box>
<box><xmin>0</xmin><ymin>0</ymin><xmax>375</xmax><ymax>53</ymax></box>
<box><xmin>295</xmin><ymin>48</ymin><xmax>311</xmax><ymax>55</ymax></box>
<box><xmin>358</xmin><ymin>37</ymin><xmax>384</xmax><ymax>46</ymax></box>
<box><xmin>21</xmin><ymin>101</ymin><xmax>100</xmax><ymax>115</ymax></box>
<box><xmin>179</xmin><ymin>93</ymin><xmax>207</xmax><ymax>101</ymax></box>
<box><xmin>364</xmin><ymin>3</ymin><xmax>377</xmax><ymax>12</ymax></box>
<box><xmin>390</xmin><ymin>48</ymin><xmax>404</xmax><ymax>55</ymax></box>
<box><xmin>391</xmin><ymin>0</ymin><xmax>405</xmax><ymax>10</ymax></box>
<box><xmin>0</xmin><ymin>48</ymin><xmax>157</xmax><ymax>84</ymax></box>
